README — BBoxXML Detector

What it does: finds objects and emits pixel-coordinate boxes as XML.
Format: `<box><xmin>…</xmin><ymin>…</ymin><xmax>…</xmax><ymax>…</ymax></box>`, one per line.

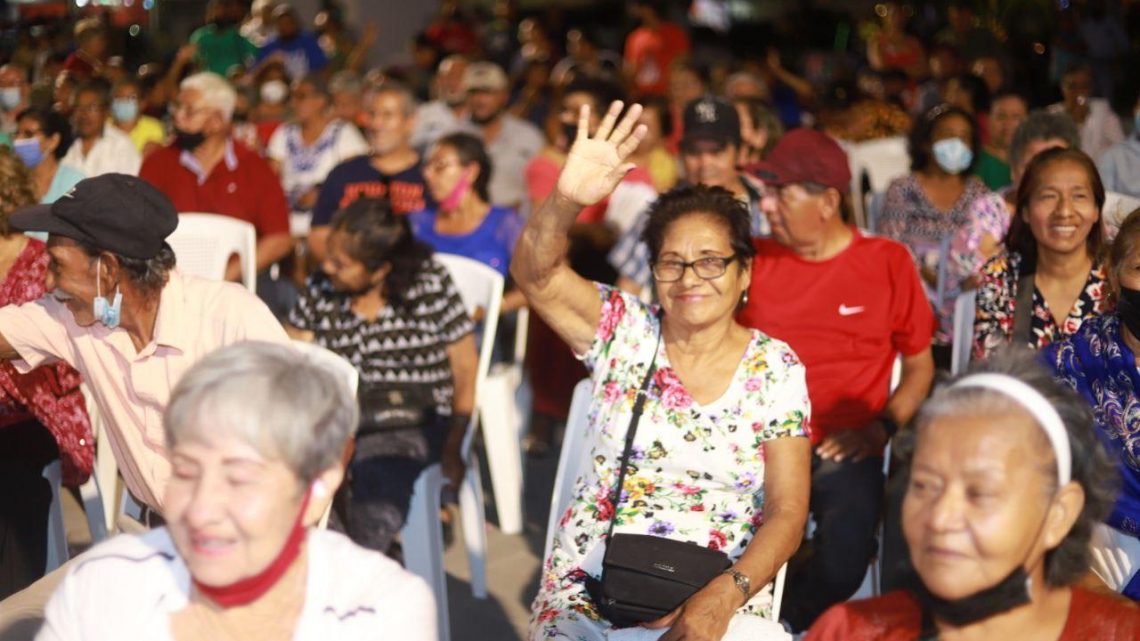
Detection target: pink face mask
<box><xmin>440</xmin><ymin>170</ymin><xmax>473</xmax><ymax>211</ymax></box>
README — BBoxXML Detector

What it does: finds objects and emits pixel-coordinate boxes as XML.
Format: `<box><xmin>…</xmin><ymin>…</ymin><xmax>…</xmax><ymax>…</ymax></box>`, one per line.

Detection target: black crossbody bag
<box><xmin>583</xmin><ymin>328</ymin><xmax>732</xmax><ymax>628</ymax></box>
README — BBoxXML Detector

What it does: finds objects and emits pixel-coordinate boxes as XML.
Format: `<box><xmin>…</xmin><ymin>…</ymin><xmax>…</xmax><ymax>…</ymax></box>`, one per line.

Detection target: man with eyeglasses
<box><xmin>139</xmin><ymin>72</ymin><xmax>293</xmax><ymax>315</ymax></box>
<box><xmin>60</xmin><ymin>78</ymin><xmax>140</xmax><ymax>178</ymax></box>
<box><xmin>737</xmin><ymin>128</ymin><xmax>935</xmax><ymax>633</ymax></box>
<box><xmin>610</xmin><ymin>95</ymin><xmax>765</xmax><ymax>296</ymax></box>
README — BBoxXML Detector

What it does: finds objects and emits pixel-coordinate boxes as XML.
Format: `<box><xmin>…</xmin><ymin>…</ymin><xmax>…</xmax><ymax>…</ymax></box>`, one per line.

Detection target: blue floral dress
<box><xmin>529</xmin><ymin>285</ymin><xmax>811</xmax><ymax>640</ymax></box>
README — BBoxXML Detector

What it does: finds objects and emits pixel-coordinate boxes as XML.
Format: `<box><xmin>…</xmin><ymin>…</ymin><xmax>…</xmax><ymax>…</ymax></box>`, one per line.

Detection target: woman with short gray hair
<box><xmin>37</xmin><ymin>341</ymin><xmax>437</xmax><ymax>641</ymax></box>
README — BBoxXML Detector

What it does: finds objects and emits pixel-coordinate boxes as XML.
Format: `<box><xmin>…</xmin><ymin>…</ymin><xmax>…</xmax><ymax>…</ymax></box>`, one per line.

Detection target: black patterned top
<box><xmin>289</xmin><ymin>259</ymin><xmax>474</xmax><ymax>417</ymax></box>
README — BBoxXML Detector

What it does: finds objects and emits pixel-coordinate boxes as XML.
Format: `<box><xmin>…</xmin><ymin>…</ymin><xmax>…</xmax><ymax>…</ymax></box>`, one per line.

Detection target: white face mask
<box><xmin>260</xmin><ymin>79</ymin><xmax>288</xmax><ymax>105</ymax></box>
<box><xmin>932</xmin><ymin>137</ymin><xmax>973</xmax><ymax>174</ymax></box>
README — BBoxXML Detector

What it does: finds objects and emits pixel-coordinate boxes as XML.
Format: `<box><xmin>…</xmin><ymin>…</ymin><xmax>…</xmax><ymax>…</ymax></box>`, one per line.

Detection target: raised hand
<box><xmin>556</xmin><ymin>101</ymin><xmax>647</xmax><ymax>208</ymax></box>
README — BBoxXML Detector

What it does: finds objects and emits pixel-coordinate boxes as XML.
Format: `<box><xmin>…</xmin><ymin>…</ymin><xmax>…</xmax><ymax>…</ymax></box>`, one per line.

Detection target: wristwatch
<box><xmin>722</xmin><ymin>568</ymin><xmax>751</xmax><ymax>604</ymax></box>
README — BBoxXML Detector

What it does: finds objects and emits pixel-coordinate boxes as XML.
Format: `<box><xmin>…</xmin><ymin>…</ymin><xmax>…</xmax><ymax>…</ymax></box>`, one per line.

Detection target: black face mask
<box><xmin>211</xmin><ymin>17</ymin><xmax>238</xmax><ymax>29</ymax></box>
<box><xmin>560</xmin><ymin>122</ymin><xmax>578</xmax><ymax>149</ymax></box>
<box><xmin>912</xmin><ymin>565</ymin><xmax>1033</xmax><ymax>639</ymax></box>
<box><xmin>173</xmin><ymin>128</ymin><xmax>207</xmax><ymax>151</ymax></box>
<box><xmin>1116</xmin><ymin>286</ymin><xmax>1140</xmax><ymax>340</ymax></box>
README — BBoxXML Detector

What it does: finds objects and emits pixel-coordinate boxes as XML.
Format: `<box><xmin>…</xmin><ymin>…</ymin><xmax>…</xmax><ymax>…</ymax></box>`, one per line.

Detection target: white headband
<box><xmin>950</xmin><ymin>373</ymin><xmax>1072</xmax><ymax>486</ymax></box>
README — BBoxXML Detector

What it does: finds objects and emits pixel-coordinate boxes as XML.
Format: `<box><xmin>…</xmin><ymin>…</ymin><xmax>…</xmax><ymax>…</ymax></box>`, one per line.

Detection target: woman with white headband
<box><xmin>806</xmin><ymin>347</ymin><xmax>1140</xmax><ymax>640</ymax></box>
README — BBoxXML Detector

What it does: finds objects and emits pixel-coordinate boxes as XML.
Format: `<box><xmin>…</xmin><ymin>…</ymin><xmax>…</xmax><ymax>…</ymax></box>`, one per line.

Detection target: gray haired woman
<box><xmin>806</xmin><ymin>348</ymin><xmax>1140</xmax><ymax>640</ymax></box>
<box><xmin>37</xmin><ymin>341</ymin><xmax>437</xmax><ymax>641</ymax></box>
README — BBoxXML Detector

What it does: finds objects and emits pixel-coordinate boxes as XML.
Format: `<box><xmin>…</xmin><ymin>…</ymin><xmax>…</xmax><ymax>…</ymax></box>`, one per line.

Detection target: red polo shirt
<box><xmin>139</xmin><ymin>140</ymin><xmax>290</xmax><ymax>239</ymax></box>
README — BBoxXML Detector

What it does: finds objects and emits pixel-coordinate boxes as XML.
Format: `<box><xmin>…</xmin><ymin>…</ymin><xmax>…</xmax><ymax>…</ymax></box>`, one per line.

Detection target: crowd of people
<box><xmin>0</xmin><ymin>0</ymin><xmax>1139</xmax><ymax>640</ymax></box>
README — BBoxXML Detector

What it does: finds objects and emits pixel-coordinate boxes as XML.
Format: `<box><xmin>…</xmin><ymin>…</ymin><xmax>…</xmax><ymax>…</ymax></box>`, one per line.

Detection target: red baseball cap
<box><xmin>745</xmin><ymin>128</ymin><xmax>852</xmax><ymax>192</ymax></box>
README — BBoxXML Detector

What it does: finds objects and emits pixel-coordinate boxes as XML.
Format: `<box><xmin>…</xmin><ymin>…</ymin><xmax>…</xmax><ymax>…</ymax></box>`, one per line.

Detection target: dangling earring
<box><xmin>740</xmin><ymin>290</ymin><xmax>749</xmax><ymax>306</ymax></box>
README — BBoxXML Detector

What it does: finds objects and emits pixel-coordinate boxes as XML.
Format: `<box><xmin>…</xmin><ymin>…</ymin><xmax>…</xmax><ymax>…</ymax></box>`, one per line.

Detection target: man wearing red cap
<box><xmin>738</xmin><ymin>128</ymin><xmax>935</xmax><ymax>632</ymax></box>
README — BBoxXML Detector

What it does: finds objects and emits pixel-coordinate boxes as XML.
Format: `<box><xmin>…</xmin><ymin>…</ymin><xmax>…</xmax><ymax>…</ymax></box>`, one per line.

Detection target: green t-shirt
<box><xmin>189</xmin><ymin>25</ymin><xmax>257</xmax><ymax>77</ymax></box>
<box><xmin>974</xmin><ymin>148</ymin><xmax>1011</xmax><ymax>191</ymax></box>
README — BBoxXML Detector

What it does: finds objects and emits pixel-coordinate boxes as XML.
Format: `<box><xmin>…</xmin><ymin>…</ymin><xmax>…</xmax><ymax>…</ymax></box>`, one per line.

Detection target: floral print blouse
<box><xmin>529</xmin><ymin>284</ymin><xmax>810</xmax><ymax>637</ymax></box>
<box><xmin>972</xmin><ymin>250</ymin><xmax>1109</xmax><ymax>360</ymax></box>
<box><xmin>879</xmin><ymin>173</ymin><xmax>992</xmax><ymax>343</ymax></box>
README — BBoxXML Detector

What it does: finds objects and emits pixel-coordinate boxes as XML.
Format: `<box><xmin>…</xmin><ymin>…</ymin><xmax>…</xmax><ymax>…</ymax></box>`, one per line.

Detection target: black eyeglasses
<box><xmin>652</xmin><ymin>255</ymin><xmax>737</xmax><ymax>282</ymax></box>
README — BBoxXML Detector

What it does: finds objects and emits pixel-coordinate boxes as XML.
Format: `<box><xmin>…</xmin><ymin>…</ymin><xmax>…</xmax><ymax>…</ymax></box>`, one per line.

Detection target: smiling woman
<box><xmin>973</xmin><ymin>147</ymin><xmax>1110</xmax><ymax>360</ymax></box>
<box><xmin>36</xmin><ymin>341</ymin><xmax>438</xmax><ymax>641</ymax></box>
<box><xmin>513</xmin><ymin>101</ymin><xmax>811</xmax><ymax>641</ymax></box>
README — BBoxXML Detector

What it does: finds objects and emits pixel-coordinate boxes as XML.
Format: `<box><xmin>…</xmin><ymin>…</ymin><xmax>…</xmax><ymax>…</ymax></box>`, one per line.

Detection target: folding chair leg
<box><xmin>480</xmin><ymin>373</ymin><xmax>524</xmax><ymax>535</ymax></box>
<box><xmin>401</xmin><ymin>464</ymin><xmax>450</xmax><ymax>641</ymax></box>
<box><xmin>459</xmin><ymin>455</ymin><xmax>488</xmax><ymax>599</ymax></box>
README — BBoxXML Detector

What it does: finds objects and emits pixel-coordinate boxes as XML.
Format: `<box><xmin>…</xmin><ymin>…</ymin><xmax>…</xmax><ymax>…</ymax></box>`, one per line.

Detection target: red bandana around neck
<box><xmin>192</xmin><ymin>489</ymin><xmax>312</xmax><ymax>608</ymax></box>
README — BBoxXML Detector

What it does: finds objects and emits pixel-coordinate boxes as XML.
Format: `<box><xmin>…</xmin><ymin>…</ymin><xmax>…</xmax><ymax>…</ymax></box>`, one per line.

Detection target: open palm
<box><xmin>556</xmin><ymin>101</ymin><xmax>647</xmax><ymax>208</ymax></box>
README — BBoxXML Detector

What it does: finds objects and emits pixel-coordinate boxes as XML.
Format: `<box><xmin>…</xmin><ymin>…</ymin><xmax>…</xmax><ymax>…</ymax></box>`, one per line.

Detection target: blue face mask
<box><xmin>111</xmin><ymin>98</ymin><xmax>138</xmax><ymax>124</ymax></box>
<box><xmin>0</xmin><ymin>87</ymin><xmax>21</xmax><ymax>111</ymax></box>
<box><xmin>13</xmin><ymin>137</ymin><xmax>43</xmax><ymax>168</ymax></box>
<box><xmin>932</xmin><ymin>137</ymin><xmax>973</xmax><ymax>174</ymax></box>
<box><xmin>92</xmin><ymin>257</ymin><xmax>122</xmax><ymax>328</ymax></box>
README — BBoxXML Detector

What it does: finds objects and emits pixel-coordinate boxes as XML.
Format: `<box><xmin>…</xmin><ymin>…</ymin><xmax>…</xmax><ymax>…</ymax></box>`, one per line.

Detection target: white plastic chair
<box><xmin>951</xmin><ymin>289</ymin><xmax>978</xmax><ymax>376</ymax></box>
<box><xmin>400</xmin><ymin>462</ymin><xmax>451</xmax><ymax>641</ymax></box>
<box><xmin>545</xmin><ymin>379</ymin><xmax>789</xmax><ymax>622</ymax></box>
<box><xmin>475</xmin><ymin>305</ymin><xmax>531</xmax><ymax>536</ymax></box>
<box><xmin>167</xmin><ymin>213</ymin><xmax>257</xmax><ymax>293</ymax></box>
<box><xmin>848</xmin><ymin>137</ymin><xmax>910</xmax><ymax>230</ymax></box>
<box><xmin>77</xmin><ymin>383</ymin><xmax>114</xmax><ymax>541</ymax></box>
<box><xmin>432</xmin><ymin>252</ymin><xmax>504</xmax><ymax>599</ymax></box>
<box><xmin>43</xmin><ymin>460</ymin><xmax>69</xmax><ymax>574</ymax></box>
<box><xmin>291</xmin><ymin>340</ymin><xmax>359</xmax><ymax>530</ymax></box>
<box><xmin>1103</xmin><ymin>191</ymin><xmax>1140</xmax><ymax>242</ymax></box>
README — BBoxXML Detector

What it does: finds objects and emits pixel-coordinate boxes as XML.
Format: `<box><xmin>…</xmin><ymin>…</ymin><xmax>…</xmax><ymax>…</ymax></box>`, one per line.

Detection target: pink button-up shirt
<box><xmin>0</xmin><ymin>270</ymin><xmax>288</xmax><ymax>510</ymax></box>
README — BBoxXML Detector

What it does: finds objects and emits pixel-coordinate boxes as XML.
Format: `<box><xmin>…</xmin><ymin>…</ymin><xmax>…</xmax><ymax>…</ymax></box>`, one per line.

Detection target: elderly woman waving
<box><xmin>516</xmin><ymin>102</ymin><xmax>811</xmax><ymax>641</ymax></box>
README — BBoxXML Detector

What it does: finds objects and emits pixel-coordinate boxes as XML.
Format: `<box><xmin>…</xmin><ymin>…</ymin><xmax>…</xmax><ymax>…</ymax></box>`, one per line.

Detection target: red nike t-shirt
<box><xmin>738</xmin><ymin>230</ymin><xmax>935</xmax><ymax>443</ymax></box>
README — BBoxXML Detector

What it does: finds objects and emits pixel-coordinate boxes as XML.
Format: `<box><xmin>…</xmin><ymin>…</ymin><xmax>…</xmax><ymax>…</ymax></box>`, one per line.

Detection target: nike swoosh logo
<box><xmin>838</xmin><ymin>304</ymin><xmax>865</xmax><ymax>316</ymax></box>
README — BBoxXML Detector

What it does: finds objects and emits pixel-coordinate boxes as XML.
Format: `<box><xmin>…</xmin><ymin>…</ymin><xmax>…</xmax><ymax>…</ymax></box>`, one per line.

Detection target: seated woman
<box><xmin>1043</xmin><ymin>207</ymin><xmax>1140</xmax><ymax>599</ymax></box>
<box><xmin>807</xmin><ymin>348</ymin><xmax>1140</xmax><ymax>640</ymax></box>
<box><xmin>13</xmin><ymin>108</ymin><xmax>85</xmax><ymax>204</ymax></box>
<box><xmin>287</xmin><ymin>197</ymin><xmax>477</xmax><ymax>557</ymax></box>
<box><xmin>879</xmin><ymin>104</ymin><xmax>990</xmax><ymax>366</ymax></box>
<box><xmin>517</xmin><ymin>102</ymin><xmax>811</xmax><ymax>639</ymax></box>
<box><xmin>953</xmin><ymin>111</ymin><xmax>1081</xmax><ymax>293</ymax></box>
<box><xmin>266</xmin><ymin>74</ymin><xmax>368</xmax><ymax>218</ymax></box>
<box><xmin>973</xmin><ymin>147</ymin><xmax>1109</xmax><ymax>360</ymax></box>
<box><xmin>37</xmin><ymin>341</ymin><xmax>436</xmax><ymax>640</ymax></box>
<box><xmin>0</xmin><ymin>148</ymin><xmax>91</xmax><ymax>599</ymax></box>
<box><xmin>410</xmin><ymin>132</ymin><xmax>522</xmax><ymax>279</ymax></box>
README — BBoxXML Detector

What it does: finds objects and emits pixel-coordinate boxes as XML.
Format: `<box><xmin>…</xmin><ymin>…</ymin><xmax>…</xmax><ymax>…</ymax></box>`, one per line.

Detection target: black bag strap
<box><xmin>1012</xmin><ymin>270</ymin><xmax>1036</xmax><ymax>346</ymax></box>
<box><xmin>603</xmin><ymin>323</ymin><xmax>663</xmax><ymax>542</ymax></box>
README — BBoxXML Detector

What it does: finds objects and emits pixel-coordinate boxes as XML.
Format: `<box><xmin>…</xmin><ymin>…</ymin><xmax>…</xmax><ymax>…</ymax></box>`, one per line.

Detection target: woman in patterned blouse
<box><xmin>286</xmin><ymin>197</ymin><xmax>478</xmax><ymax>558</ymax></box>
<box><xmin>879</xmin><ymin>104</ymin><xmax>990</xmax><ymax>360</ymax></box>
<box><xmin>515</xmin><ymin>102</ymin><xmax>810</xmax><ymax>641</ymax></box>
<box><xmin>973</xmin><ymin>147</ymin><xmax>1109</xmax><ymax>360</ymax></box>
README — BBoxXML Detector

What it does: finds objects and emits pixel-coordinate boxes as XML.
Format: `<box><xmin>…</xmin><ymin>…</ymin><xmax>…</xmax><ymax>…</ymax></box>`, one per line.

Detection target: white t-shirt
<box><xmin>37</xmin><ymin>528</ymin><xmax>437</xmax><ymax>641</ymax></box>
<box><xmin>61</xmin><ymin>124</ymin><xmax>141</xmax><ymax>177</ymax></box>
<box><xmin>266</xmin><ymin>119</ymin><xmax>369</xmax><ymax>208</ymax></box>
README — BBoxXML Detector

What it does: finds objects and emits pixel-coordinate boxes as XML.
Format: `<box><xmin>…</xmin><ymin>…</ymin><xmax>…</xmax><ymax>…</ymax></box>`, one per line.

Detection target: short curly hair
<box><xmin>641</xmin><ymin>184</ymin><xmax>757</xmax><ymax>271</ymax></box>
<box><xmin>905</xmin><ymin>346</ymin><xmax>1117</xmax><ymax>587</ymax></box>
<box><xmin>0</xmin><ymin>146</ymin><xmax>38</xmax><ymax>236</ymax></box>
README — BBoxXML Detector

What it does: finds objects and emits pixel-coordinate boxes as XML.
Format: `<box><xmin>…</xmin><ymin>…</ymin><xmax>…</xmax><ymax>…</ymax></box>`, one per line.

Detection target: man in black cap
<box><xmin>609</xmin><ymin>95</ymin><xmax>766</xmax><ymax>295</ymax></box>
<box><xmin>0</xmin><ymin>173</ymin><xmax>287</xmax><ymax>515</ymax></box>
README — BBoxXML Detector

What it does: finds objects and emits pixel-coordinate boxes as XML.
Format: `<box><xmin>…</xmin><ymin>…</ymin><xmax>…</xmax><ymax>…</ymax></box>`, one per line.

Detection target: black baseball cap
<box><xmin>10</xmin><ymin>173</ymin><xmax>179</xmax><ymax>259</ymax></box>
<box><xmin>681</xmin><ymin>95</ymin><xmax>741</xmax><ymax>148</ymax></box>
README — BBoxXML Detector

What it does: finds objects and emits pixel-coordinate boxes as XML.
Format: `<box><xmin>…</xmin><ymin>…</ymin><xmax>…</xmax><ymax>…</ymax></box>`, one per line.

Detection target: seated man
<box><xmin>139</xmin><ymin>72</ymin><xmax>294</xmax><ymax>315</ymax></box>
<box><xmin>737</xmin><ymin>129</ymin><xmax>936</xmax><ymax>633</ymax></box>
<box><xmin>0</xmin><ymin>174</ymin><xmax>287</xmax><ymax>516</ymax></box>
<box><xmin>61</xmin><ymin>79</ymin><xmax>141</xmax><ymax>178</ymax></box>
<box><xmin>610</xmin><ymin>95</ymin><xmax>766</xmax><ymax>296</ymax></box>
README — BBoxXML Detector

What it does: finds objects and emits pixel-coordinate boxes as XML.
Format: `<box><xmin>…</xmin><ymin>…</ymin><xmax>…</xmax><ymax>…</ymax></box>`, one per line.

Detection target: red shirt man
<box><xmin>737</xmin><ymin>128</ymin><xmax>935</xmax><ymax>633</ymax></box>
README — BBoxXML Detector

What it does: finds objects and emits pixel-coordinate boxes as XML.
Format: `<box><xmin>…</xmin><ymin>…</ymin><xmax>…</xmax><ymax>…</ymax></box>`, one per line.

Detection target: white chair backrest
<box><xmin>433</xmin><ymin>253</ymin><xmax>504</xmax><ymax>456</ymax></box>
<box><xmin>951</xmin><ymin>289</ymin><xmax>977</xmax><ymax>376</ymax></box>
<box><xmin>291</xmin><ymin>339</ymin><xmax>359</xmax><ymax>396</ymax></box>
<box><xmin>1103</xmin><ymin>191</ymin><xmax>1140</xmax><ymax>242</ymax></box>
<box><xmin>167</xmin><ymin>213</ymin><xmax>257</xmax><ymax>293</ymax></box>
<box><xmin>544</xmin><ymin>378</ymin><xmax>595</xmax><ymax>562</ymax></box>
<box><xmin>849</xmin><ymin>137</ymin><xmax>910</xmax><ymax>229</ymax></box>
